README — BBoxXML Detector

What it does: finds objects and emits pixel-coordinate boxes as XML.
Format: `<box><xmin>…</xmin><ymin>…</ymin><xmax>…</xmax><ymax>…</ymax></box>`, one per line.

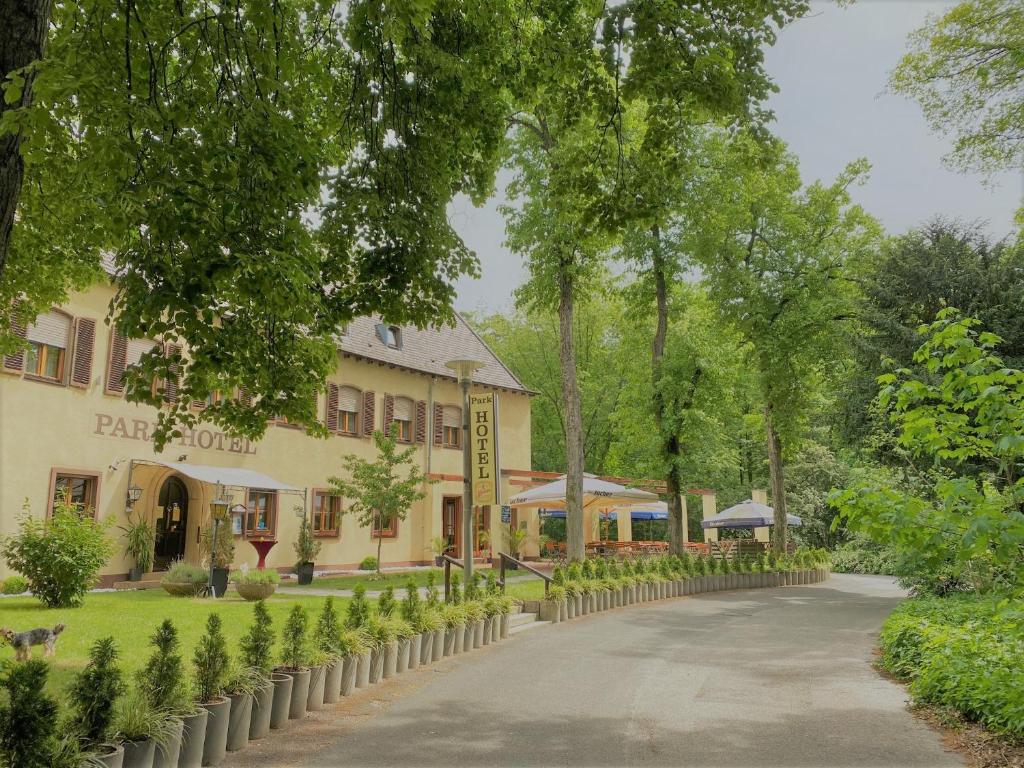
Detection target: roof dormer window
<box><xmin>376</xmin><ymin>323</ymin><xmax>402</xmax><ymax>350</ymax></box>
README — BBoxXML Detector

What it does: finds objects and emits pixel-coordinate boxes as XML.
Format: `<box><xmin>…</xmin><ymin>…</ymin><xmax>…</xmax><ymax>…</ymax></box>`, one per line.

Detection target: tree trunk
<box><xmin>558</xmin><ymin>264</ymin><xmax>585</xmax><ymax>562</ymax></box>
<box><xmin>649</xmin><ymin>225</ymin><xmax>686</xmax><ymax>554</ymax></box>
<box><xmin>0</xmin><ymin>0</ymin><xmax>52</xmax><ymax>282</ymax></box>
<box><xmin>764</xmin><ymin>403</ymin><xmax>788</xmax><ymax>553</ymax></box>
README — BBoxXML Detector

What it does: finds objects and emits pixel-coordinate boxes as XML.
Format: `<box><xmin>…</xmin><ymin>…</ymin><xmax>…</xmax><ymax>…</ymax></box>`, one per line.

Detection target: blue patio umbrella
<box><xmin>700</xmin><ymin>500</ymin><xmax>801</xmax><ymax>529</ymax></box>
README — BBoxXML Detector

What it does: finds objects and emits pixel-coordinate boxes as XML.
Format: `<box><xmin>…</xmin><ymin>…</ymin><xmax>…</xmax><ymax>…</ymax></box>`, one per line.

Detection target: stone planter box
<box><xmin>235</xmin><ymin>582</ymin><xmax>277</xmax><ymax>601</ymax></box>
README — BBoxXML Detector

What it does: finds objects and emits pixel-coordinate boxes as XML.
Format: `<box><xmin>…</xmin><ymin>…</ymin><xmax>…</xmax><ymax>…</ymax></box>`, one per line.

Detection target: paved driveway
<box><xmin>228</xmin><ymin>574</ymin><xmax>963</xmax><ymax>768</ymax></box>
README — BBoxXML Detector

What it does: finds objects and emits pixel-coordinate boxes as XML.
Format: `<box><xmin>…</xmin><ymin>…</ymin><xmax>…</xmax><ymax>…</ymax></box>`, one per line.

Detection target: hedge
<box><xmin>879</xmin><ymin>595</ymin><xmax>1024</xmax><ymax>736</ymax></box>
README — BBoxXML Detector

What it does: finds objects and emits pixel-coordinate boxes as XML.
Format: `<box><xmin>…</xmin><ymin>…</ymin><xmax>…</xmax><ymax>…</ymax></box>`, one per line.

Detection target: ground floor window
<box><xmin>372</xmin><ymin>511</ymin><xmax>398</xmax><ymax>538</ymax></box>
<box><xmin>312</xmin><ymin>490</ymin><xmax>341</xmax><ymax>536</ymax></box>
<box><xmin>49</xmin><ymin>469</ymin><xmax>100</xmax><ymax>516</ymax></box>
<box><xmin>246</xmin><ymin>489</ymin><xmax>277</xmax><ymax>537</ymax></box>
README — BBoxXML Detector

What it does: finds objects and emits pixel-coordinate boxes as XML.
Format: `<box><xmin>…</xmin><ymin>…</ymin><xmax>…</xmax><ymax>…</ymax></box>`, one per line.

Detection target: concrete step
<box><xmin>509</xmin><ymin>619</ymin><xmax>549</xmax><ymax>635</ymax></box>
<box><xmin>509</xmin><ymin>611</ymin><xmax>538</xmax><ymax>628</ymax></box>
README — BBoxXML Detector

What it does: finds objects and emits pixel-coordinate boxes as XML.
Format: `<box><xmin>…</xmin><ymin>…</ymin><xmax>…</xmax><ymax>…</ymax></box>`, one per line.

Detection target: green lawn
<box><xmin>296</xmin><ymin>567</ymin><xmax>449</xmax><ymax>592</ymax></box>
<box><xmin>0</xmin><ymin>588</ymin><xmax>347</xmax><ymax>698</ymax></box>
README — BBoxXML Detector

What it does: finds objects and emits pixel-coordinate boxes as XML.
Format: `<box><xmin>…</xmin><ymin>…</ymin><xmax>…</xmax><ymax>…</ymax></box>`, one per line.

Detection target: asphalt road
<box><xmin>228</xmin><ymin>574</ymin><xmax>963</xmax><ymax>768</ymax></box>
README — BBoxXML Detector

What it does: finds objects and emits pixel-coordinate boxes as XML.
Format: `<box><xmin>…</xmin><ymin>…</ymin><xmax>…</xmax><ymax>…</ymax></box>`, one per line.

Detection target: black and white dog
<box><xmin>0</xmin><ymin>624</ymin><xmax>66</xmax><ymax>661</ymax></box>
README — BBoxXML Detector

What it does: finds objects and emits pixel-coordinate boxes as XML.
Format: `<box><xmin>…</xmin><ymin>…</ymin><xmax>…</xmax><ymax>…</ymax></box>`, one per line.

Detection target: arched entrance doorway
<box><xmin>154</xmin><ymin>476</ymin><xmax>189</xmax><ymax>571</ymax></box>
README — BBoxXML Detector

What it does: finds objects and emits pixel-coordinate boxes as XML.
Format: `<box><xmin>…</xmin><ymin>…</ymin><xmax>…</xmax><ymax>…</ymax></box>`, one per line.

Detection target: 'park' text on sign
<box><xmin>469</xmin><ymin>392</ymin><xmax>500</xmax><ymax>507</ymax></box>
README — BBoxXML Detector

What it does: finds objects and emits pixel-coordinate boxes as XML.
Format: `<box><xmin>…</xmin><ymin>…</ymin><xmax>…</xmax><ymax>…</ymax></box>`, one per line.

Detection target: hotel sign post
<box><xmin>446</xmin><ymin>358</ymin><xmax>485</xmax><ymax>586</ymax></box>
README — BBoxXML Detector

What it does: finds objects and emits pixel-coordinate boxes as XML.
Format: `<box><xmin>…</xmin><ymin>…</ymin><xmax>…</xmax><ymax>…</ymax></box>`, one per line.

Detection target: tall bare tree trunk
<box><xmin>648</xmin><ymin>225</ymin><xmax>685</xmax><ymax>553</ymax></box>
<box><xmin>0</xmin><ymin>0</ymin><xmax>52</xmax><ymax>282</ymax></box>
<box><xmin>764</xmin><ymin>402</ymin><xmax>788</xmax><ymax>553</ymax></box>
<box><xmin>558</xmin><ymin>263</ymin><xmax>585</xmax><ymax>562</ymax></box>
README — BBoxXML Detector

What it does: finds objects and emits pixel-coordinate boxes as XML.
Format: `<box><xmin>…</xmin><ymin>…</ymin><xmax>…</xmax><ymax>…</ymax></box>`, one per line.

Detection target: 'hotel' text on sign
<box><xmin>469</xmin><ymin>392</ymin><xmax>500</xmax><ymax>507</ymax></box>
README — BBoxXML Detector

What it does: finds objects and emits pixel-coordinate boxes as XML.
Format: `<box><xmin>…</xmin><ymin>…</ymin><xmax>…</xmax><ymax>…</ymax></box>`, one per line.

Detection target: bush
<box><xmin>138</xmin><ymin>619</ymin><xmax>189</xmax><ymax>714</ymax></box>
<box><xmin>830</xmin><ymin>537</ymin><xmax>899</xmax><ymax>575</ymax></box>
<box><xmin>345</xmin><ymin>585</ymin><xmax>370</xmax><ymax>629</ymax></box>
<box><xmin>233</xmin><ymin>568</ymin><xmax>280</xmax><ymax>585</ymax></box>
<box><xmin>0</xmin><ymin>660</ymin><xmax>62</xmax><ymax>768</ymax></box>
<box><xmin>315</xmin><ymin>598</ymin><xmax>341</xmax><ymax>656</ymax></box>
<box><xmin>879</xmin><ymin>595</ymin><xmax>1024</xmax><ymax>737</ymax></box>
<box><xmin>377</xmin><ymin>586</ymin><xmax>396</xmax><ymax>617</ymax></box>
<box><xmin>193</xmin><ymin>614</ymin><xmax>229</xmax><ymax>703</ymax></box>
<box><xmin>0</xmin><ymin>496</ymin><xmax>112</xmax><ymax>608</ymax></box>
<box><xmin>0</xmin><ymin>575</ymin><xmax>28</xmax><ymax>594</ymax></box>
<box><xmin>162</xmin><ymin>559</ymin><xmax>208</xmax><ymax>585</ymax></box>
<box><xmin>359</xmin><ymin>556</ymin><xmax>378</xmax><ymax>571</ymax></box>
<box><xmin>69</xmin><ymin>637</ymin><xmax>124</xmax><ymax>746</ymax></box>
<box><xmin>240</xmin><ymin>601</ymin><xmax>275</xmax><ymax>676</ymax></box>
<box><xmin>293</xmin><ymin>516</ymin><xmax>322</xmax><ymax>566</ymax></box>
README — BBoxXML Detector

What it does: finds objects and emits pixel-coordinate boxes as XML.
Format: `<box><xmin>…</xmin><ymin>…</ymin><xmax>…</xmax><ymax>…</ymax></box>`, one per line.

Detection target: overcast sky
<box><xmin>448</xmin><ymin>0</ymin><xmax>1023</xmax><ymax>314</ymax></box>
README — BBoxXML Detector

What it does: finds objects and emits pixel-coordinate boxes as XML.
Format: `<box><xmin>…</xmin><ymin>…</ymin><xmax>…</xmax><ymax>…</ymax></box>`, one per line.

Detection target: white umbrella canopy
<box><xmin>700</xmin><ymin>500</ymin><xmax>802</xmax><ymax>529</ymax></box>
<box><xmin>508</xmin><ymin>473</ymin><xmax>658</xmax><ymax>510</ymax></box>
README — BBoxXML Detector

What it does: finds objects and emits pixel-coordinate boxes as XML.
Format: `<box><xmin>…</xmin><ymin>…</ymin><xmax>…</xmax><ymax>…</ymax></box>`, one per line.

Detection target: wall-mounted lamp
<box><xmin>126</xmin><ymin>484</ymin><xmax>143</xmax><ymax>508</ymax></box>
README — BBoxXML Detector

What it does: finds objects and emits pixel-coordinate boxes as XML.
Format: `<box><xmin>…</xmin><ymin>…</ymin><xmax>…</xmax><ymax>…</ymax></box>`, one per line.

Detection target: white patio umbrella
<box><xmin>508</xmin><ymin>473</ymin><xmax>658</xmax><ymax>510</ymax></box>
<box><xmin>700</xmin><ymin>500</ymin><xmax>801</xmax><ymax>529</ymax></box>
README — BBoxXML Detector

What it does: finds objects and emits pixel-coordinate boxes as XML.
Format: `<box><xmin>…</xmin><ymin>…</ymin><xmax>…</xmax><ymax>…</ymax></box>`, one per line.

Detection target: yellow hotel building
<box><xmin>0</xmin><ymin>277</ymin><xmax>534</xmax><ymax>585</ymax></box>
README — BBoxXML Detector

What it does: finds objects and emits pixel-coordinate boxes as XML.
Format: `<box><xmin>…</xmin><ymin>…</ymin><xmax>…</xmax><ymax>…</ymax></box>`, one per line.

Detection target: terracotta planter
<box><xmin>396</xmin><ymin>638</ymin><xmax>411</xmax><ymax>671</ymax></box>
<box><xmin>177</xmin><ymin>709</ymin><xmax>208</xmax><ymax>768</ymax></box>
<box><xmin>226</xmin><ymin>692</ymin><xmax>252</xmax><ymax>752</ymax></box>
<box><xmin>269</xmin><ymin>673</ymin><xmax>293</xmax><ymax>729</ymax></box>
<box><xmin>407</xmin><ymin>634</ymin><xmax>421</xmax><ymax>669</ymax></box>
<box><xmin>248</xmin><ymin>682</ymin><xmax>274</xmax><ymax>740</ymax></box>
<box><xmin>433</xmin><ymin>628</ymin><xmax>445</xmax><ymax>660</ymax></box>
<box><xmin>340</xmin><ymin>654</ymin><xmax>358</xmax><ymax>696</ymax></box>
<box><xmin>355</xmin><ymin>651</ymin><xmax>371</xmax><ymax>688</ymax></box>
<box><xmin>285</xmin><ymin>668</ymin><xmax>311</xmax><ymax>719</ymax></box>
<box><xmin>235</xmin><ymin>582</ymin><xmax>277</xmax><ymax>601</ymax></box>
<box><xmin>369</xmin><ymin>648</ymin><xmax>384</xmax><ymax>683</ymax></box>
<box><xmin>153</xmin><ymin>716</ymin><xmax>182</xmax><ymax>768</ymax></box>
<box><xmin>383</xmin><ymin>641</ymin><xmax>399</xmax><ymax>679</ymax></box>
<box><xmin>201</xmin><ymin>695</ymin><xmax>231</xmax><ymax>766</ymax></box>
<box><xmin>121</xmin><ymin>738</ymin><xmax>155</xmax><ymax>768</ymax></box>
<box><xmin>93</xmin><ymin>743</ymin><xmax>126</xmax><ymax>768</ymax></box>
<box><xmin>306</xmin><ymin>665</ymin><xmax>326</xmax><ymax>711</ymax></box>
<box><xmin>324</xmin><ymin>659</ymin><xmax>343</xmax><ymax>704</ymax></box>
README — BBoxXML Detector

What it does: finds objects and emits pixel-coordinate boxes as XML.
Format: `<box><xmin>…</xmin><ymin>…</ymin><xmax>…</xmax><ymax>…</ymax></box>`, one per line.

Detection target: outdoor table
<box><xmin>249</xmin><ymin>538</ymin><xmax>277</xmax><ymax>570</ymax></box>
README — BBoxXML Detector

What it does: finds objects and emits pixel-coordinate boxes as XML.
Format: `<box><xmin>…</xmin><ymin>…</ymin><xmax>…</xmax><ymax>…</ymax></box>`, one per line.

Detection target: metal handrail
<box><xmin>499</xmin><ymin>552</ymin><xmax>551</xmax><ymax>598</ymax></box>
<box><xmin>441</xmin><ymin>553</ymin><xmax>463</xmax><ymax>602</ymax></box>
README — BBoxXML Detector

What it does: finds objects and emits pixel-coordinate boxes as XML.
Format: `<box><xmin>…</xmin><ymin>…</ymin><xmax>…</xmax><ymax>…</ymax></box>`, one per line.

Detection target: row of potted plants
<box><xmin>536</xmin><ymin>548</ymin><xmax>833</xmax><ymax>621</ymax></box>
<box><xmin>75</xmin><ymin>572</ymin><xmax>518</xmax><ymax>768</ymax></box>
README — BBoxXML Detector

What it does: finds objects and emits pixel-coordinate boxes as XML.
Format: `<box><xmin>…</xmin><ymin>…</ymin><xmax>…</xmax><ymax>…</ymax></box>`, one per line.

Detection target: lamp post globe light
<box><xmin>445</xmin><ymin>358</ymin><xmax>484</xmax><ymax>585</ymax></box>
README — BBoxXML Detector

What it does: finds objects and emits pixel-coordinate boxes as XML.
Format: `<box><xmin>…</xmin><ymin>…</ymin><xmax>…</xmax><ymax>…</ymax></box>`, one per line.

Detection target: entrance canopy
<box><xmin>509</xmin><ymin>473</ymin><xmax>657</xmax><ymax>510</ymax></box>
<box><xmin>701</xmin><ymin>500</ymin><xmax>801</xmax><ymax>529</ymax></box>
<box><xmin>133</xmin><ymin>460</ymin><xmax>302</xmax><ymax>493</ymax></box>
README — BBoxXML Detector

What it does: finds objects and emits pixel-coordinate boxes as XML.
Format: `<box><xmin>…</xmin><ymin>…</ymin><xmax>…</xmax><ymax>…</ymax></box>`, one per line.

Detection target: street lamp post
<box><xmin>208</xmin><ymin>483</ymin><xmax>233</xmax><ymax>597</ymax></box>
<box><xmin>445</xmin><ymin>358</ymin><xmax>483</xmax><ymax>586</ymax></box>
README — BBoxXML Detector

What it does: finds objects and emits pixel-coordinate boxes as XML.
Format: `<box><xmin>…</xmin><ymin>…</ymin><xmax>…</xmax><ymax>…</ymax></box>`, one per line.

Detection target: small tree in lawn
<box><xmin>330</xmin><ymin>426</ymin><xmax>430</xmax><ymax>576</ymax></box>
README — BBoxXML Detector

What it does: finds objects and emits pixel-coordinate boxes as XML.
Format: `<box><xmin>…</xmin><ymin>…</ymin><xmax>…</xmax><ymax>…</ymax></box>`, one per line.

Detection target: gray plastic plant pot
<box><xmin>306</xmin><ymin>665</ymin><xmax>326</xmax><ymax>711</ymax></box>
<box><xmin>324</xmin><ymin>659</ymin><xmax>343</xmax><ymax>704</ymax></box>
<box><xmin>286</xmin><ymin>668</ymin><xmax>311</xmax><ymax>719</ymax></box>
<box><xmin>355</xmin><ymin>651</ymin><xmax>371</xmax><ymax>688</ymax></box>
<box><xmin>226</xmin><ymin>692</ymin><xmax>252</xmax><ymax>752</ymax></box>
<box><xmin>269</xmin><ymin>673</ymin><xmax>293</xmax><ymax>729</ymax></box>
<box><xmin>249</xmin><ymin>682</ymin><xmax>274</xmax><ymax>740</ymax></box>
<box><xmin>201</xmin><ymin>695</ymin><xmax>232</xmax><ymax>767</ymax></box>
<box><xmin>120</xmin><ymin>738</ymin><xmax>154</xmax><ymax>768</ymax></box>
<box><xmin>152</xmin><ymin>716</ymin><xmax>183</xmax><ymax>768</ymax></box>
<box><xmin>177</xmin><ymin>708</ymin><xmax>208</xmax><ymax>768</ymax></box>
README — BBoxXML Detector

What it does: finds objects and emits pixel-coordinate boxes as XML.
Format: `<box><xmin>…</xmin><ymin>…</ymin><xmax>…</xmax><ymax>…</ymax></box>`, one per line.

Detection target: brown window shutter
<box><xmin>2</xmin><ymin>309</ymin><xmax>27</xmax><ymax>374</ymax></box>
<box><xmin>70</xmin><ymin>318</ymin><xmax>96</xmax><ymax>388</ymax></box>
<box><xmin>163</xmin><ymin>343</ymin><xmax>181</xmax><ymax>404</ymax></box>
<box><xmin>415</xmin><ymin>400</ymin><xmax>427</xmax><ymax>443</ymax></box>
<box><xmin>383</xmin><ymin>393</ymin><xmax>394</xmax><ymax>435</ymax></box>
<box><xmin>326</xmin><ymin>383</ymin><xmax>339</xmax><ymax>432</ymax></box>
<box><xmin>192</xmin><ymin>398</ymin><xmax>206</xmax><ymax>411</ymax></box>
<box><xmin>105</xmin><ymin>329</ymin><xmax>128</xmax><ymax>394</ymax></box>
<box><xmin>433</xmin><ymin>403</ymin><xmax>444</xmax><ymax>446</ymax></box>
<box><xmin>362</xmin><ymin>390</ymin><xmax>375</xmax><ymax>436</ymax></box>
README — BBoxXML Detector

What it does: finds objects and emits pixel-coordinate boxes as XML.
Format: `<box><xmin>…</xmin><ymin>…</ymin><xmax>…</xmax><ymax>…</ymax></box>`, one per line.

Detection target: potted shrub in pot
<box><xmin>344</xmin><ymin>585</ymin><xmax>373</xmax><ymax>686</ymax></box>
<box><xmin>199</xmin><ymin>524</ymin><xmax>235</xmax><ymax>598</ymax></box>
<box><xmin>314</xmin><ymin>598</ymin><xmax>344</xmax><ymax>704</ymax></box>
<box><xmin>439</xmin><ymin>602</ymin><xmax>466</xmax><ymax>655</ymax></box>
<box><xmin>429</xmin><ymin>536</ymin><xmax>451</xmax><ymax>567</ymax></box>
<box><xmin>120</xmin><ymin>512</ymin><xmax>155</xmax><ymax>582</ymax></box>
<box><xmin>69</xmin><ymin>637</ymin><xmax>125</xmax><ymax>768</ymax></box>
<box><xmin>233</xmin><ymin>566</ymin><xmax>280</xmax><ymax>601</ymax></box>
<box><xmin>137</xmin><ymin>619</ymin><xmax>190</xmax><ymax>768</ymax></box>
<box><xmin>114</xmin><ymin>687</ymin><xmax>175</xmax><ymax>768</ymax></box>
<box><xmin>398</xmin><ymin>579</ymin><xmax>423</xmax><ymax>666</ymax></box>
<box><xmin>277</xmin><ymin>605</ymin><xmax>312</xmax><ymax>719</ymax></box>
<box><xmin>160</xmin><ymin>560</ymin><xmax>208</xmax><ymax>597</ymax></box>
<box><xmin>192</xmin><ymin>614</ymin><xmax>232</xmax><ymax>767</ymax></box>
<box><xmin>292</xmin><ymin>515</ymin><xmax>321</xmax><ymax>586</ymax></box>
<box><xmin>224</xmin><ymin>661</ymin><xmax>261</xmax><ymax>753</ymax></box>
<box><xmin>503</xmin><ymin>524</ymin><xmax>529</xmax><ymax>568</ymax></box>
<box><xmin>539</xmin><ymin>585</ymin><xmax>564</xmax><ymax>623</ymax></box>
<box><xmin>0</xmin><ymin>660</ymin><xmax>89</xmax><ymax>768</ymax></box>
<box><xmin>238</xmin><ymin>600</ymin><xmax>279</xmax><ymax>739</ymax></box>
<box><xmin>417</xmin><ymin>608</ymin><xmax>443</xmax><ymax>664</ymax></box>
<box><xmin>338</xmin><ymin>629</ymin><xmax>369</xmax><ymax>696</ymax></box>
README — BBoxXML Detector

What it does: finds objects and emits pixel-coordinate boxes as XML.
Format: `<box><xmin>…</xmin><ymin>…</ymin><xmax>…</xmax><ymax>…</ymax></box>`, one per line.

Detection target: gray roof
<box><xmin>339</xmin><ymin>315</ymin><xmax>528</xmax><ymax>393</ymax></box>
<box><xmin>98</xmin><ymin>257</ymin><xmax>525</xmax><ymax>392</ymax></box>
